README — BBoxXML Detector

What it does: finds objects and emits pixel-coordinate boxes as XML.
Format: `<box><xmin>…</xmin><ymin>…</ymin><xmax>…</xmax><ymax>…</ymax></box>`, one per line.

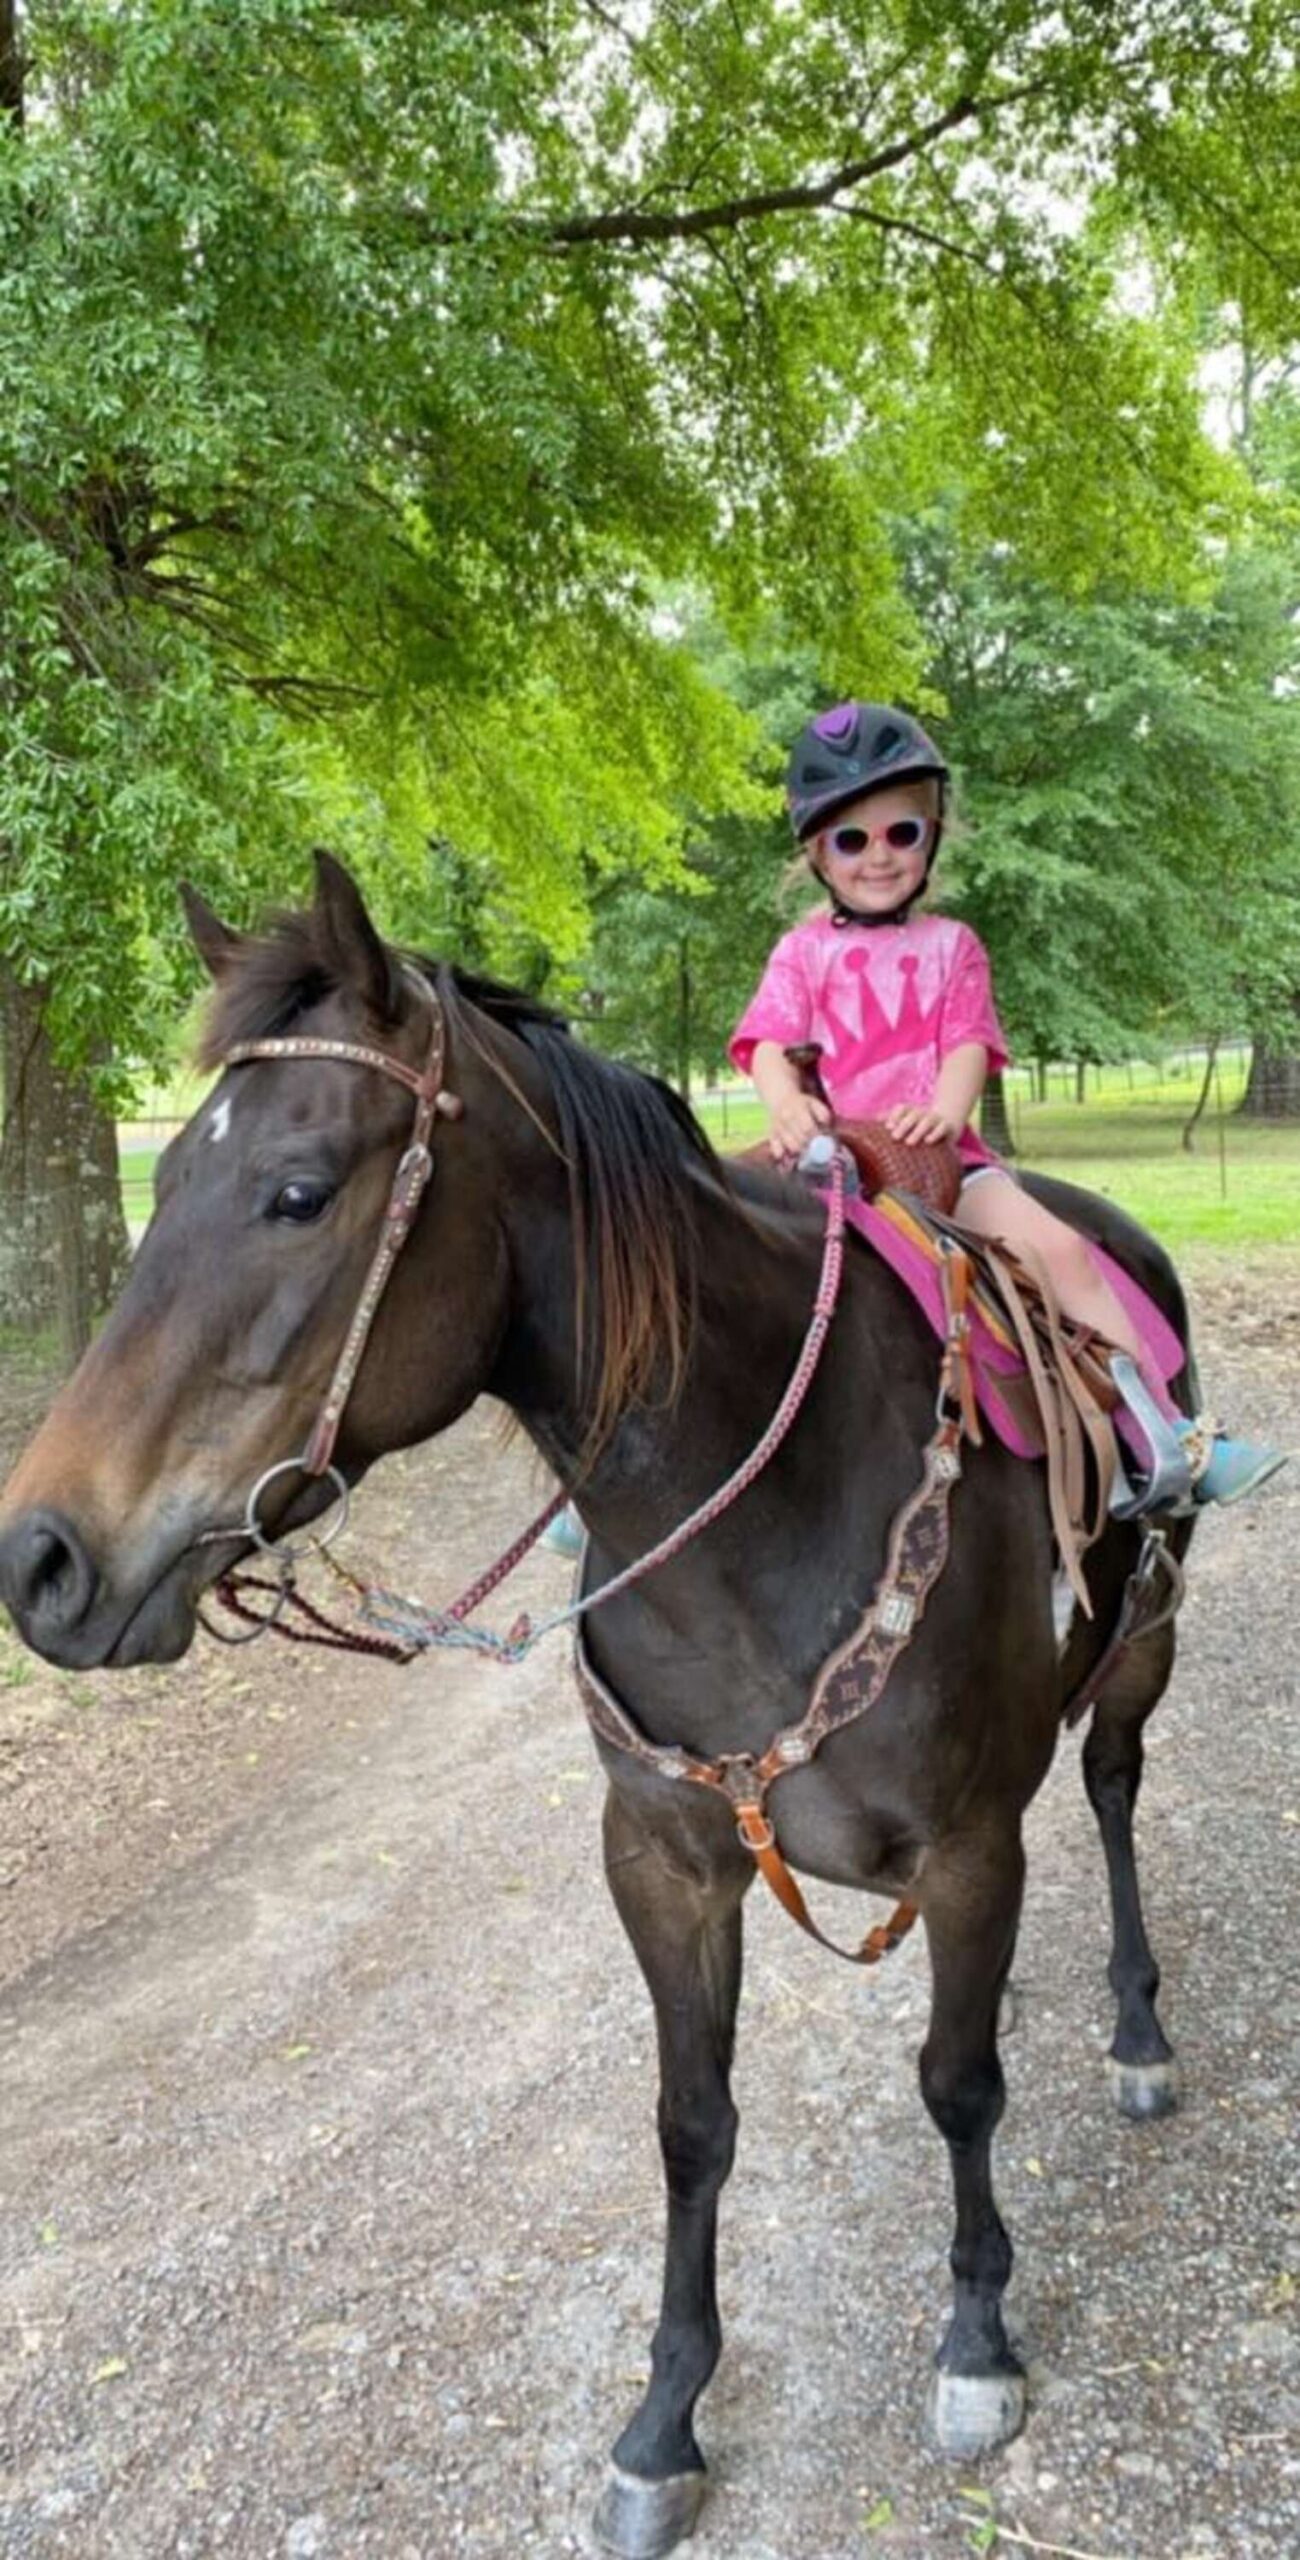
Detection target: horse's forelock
<box><xmin>194</xmin><ymin>911</ymin><xmax>336</xmax><ymax>1069</ymax></box>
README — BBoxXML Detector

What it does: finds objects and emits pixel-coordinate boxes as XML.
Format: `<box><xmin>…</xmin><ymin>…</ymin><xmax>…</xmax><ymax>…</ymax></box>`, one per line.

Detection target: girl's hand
<box><xmin>768</xmin><ymin>1092</ymin><xmax>832</xmax><ymax>1164</ymax></box>
<box><xmin>883</xmin><ymin>1103</ymin><xmax>960</xmax><ymax>1146</ymax></box>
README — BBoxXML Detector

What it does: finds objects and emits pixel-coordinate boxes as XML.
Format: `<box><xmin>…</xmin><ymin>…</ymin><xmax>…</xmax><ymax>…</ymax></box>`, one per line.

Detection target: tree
<box><xmin>5</xmin><ymin>0</ymin><xmax>1300</xmax><ymax>1323</ymax></box>
<box><xmin>898</xmin><ymin>512</ymin><xmax>1300</xmax><ymax>1087</ymax></box>
<box><xmin>581</xmin><ymin>813</ymin><xmax>786</xmax><ymax>1096</ymax></box>
<box><xmin>1233</xmin><ymin>388</ymin><xmax>1300</xmax><ymax>1115</ymax></box>
<box><xmin>578</xmin><ymin>633</ymin><xmax>816</xmax><ymax>1087</ymax></box>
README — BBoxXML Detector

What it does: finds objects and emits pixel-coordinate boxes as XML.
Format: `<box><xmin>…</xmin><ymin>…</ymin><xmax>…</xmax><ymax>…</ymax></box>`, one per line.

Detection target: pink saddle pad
<box><xmin>848</xmin><ymin>1196</ymin><xmax>1186</xmax><ymax>1458</ymax></box>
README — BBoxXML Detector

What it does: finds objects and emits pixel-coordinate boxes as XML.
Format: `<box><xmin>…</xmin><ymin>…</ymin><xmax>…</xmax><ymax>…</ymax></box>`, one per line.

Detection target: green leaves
<box><xmin>902</xmin><ymin>491</ymin><xmax>1300</xmax><ymax>1064</ymax></box>
<box><xmin>4</xmin><ymin>0</ymin><xmax>1297</xmax><ymax>1093</ymax></box>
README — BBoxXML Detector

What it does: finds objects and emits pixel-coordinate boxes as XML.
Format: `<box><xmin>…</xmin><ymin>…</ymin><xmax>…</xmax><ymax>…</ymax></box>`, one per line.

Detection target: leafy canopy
<box><xmin>3</xmin><ymin>0</ymin><xmax>1298</xmax><ymax>1077</ymax></box>
<box><xmin>907</xmin><ymin>504</ymin><xmax>1300</xmax><ymax>1063</ymax></box>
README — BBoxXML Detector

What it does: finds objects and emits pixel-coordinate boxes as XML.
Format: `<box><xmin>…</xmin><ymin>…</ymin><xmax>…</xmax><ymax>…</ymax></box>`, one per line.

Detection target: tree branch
<box><xmin>1138</xmin><ymin>136</ymin><xmax>1300</xmax><ymax>290</ymax></box>
<box><xmin>573</xmin><ymin>0</ymin><xmax>640</xmax><ymax>48</ymax></box>
<box><xmin>130</xmin><ymin>509</ymin><xmax>246</xmax><ymax>568</ymax></box>
<box><xmin>415</xmin><ymin>81</ymin><xmax>1051</xmax><ymax>253</ymax></box>
<box><xmin>540</xmin><ymin>87</ymin><xmax>987</xmax><ymax>245</ymax></box>
<box><xmin>240</xmin><ymin>672</ymin><xmax>378</xmax><ymax>707</ymax></box>
<box><xmin>835</xmin><ymin>201</ymin><xmax>996</xmax><ymax>275</ymax></box>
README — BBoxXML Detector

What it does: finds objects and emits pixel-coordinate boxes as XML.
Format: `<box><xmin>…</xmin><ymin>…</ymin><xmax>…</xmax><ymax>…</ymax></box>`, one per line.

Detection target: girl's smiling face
<box><xmin>811</xmin><ymin>777</ymin><xmax>939</xmax><ymax>916</ymax></box>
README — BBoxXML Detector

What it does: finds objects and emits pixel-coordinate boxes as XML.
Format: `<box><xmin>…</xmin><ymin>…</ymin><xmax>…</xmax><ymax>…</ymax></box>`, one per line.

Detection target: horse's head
<box><xmin>0</xmin><ymin>856</ymin><xmax>529</xmax><ymax>1667</ymax></box>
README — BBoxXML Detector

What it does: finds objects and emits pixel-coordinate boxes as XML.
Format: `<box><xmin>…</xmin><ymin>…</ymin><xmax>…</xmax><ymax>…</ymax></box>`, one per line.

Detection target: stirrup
<box><xmin>1107</xmin><ymin>1355</ymin><xmax>1194</xmax><ymax>1518</ymax></box>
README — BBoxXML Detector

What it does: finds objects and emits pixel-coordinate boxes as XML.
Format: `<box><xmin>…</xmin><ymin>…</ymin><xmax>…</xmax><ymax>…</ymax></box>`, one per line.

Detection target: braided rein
<box><xmin>201</xmin><ymin>1141</ymin><xmax>851</xmax><ymax>1666</ymax></box>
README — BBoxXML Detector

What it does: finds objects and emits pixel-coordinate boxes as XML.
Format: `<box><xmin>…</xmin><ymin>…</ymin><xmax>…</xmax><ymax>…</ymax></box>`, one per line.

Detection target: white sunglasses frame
<box><xmin>821</xmin><ymin>813</ymin><xmax>934</xmax><ymax>862</ymax></box>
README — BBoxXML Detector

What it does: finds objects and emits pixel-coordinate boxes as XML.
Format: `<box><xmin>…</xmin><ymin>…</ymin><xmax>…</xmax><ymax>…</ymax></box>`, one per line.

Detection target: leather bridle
<box><xmin>196</xmin><ymin>979</ymin><xmax>462</xmax><ymax>1585</ymax></box>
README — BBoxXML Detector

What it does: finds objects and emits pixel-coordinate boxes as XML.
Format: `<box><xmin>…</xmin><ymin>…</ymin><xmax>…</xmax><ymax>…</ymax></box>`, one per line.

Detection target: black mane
<box><xmin>433</xmin><ymin>963</ymin><xmax>724</xmax><ymax>1452</ymax></box>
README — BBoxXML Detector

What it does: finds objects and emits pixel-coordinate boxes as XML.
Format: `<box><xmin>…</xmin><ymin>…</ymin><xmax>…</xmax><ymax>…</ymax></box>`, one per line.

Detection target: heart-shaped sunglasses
<box><xmin>823</xmin><ymin>814</ymin><xmax>933</xmax><ymax>860</ymax></box>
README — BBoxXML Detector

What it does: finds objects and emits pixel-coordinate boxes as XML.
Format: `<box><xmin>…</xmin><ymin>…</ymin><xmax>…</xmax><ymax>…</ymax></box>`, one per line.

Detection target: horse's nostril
<box><xmin>29</xmin><ymin>1525</ymin><xmax>76</xmax><ymax>1606</ymax></box>
<box><xmin>0</xmin><ymin>1509</ymin><xmax>99</xmax><ymax>1635</ymax></box>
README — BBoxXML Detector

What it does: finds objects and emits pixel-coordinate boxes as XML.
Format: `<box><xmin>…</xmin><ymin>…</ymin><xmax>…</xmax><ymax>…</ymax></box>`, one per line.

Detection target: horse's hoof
<box><xmin>593</xmin><ymin>2464</ymin><xmax>707</xmax><ymax>2558</ymax></box>
<box><xmin>930</xmin><ymin>2366</ymin><xmax>1027</xmax><ymax>2460</ymax></box>
<box><xmin>1107</xmin><ymin>2055</ymin><xmax>1180</xmax><ymax>2120</ymax></box>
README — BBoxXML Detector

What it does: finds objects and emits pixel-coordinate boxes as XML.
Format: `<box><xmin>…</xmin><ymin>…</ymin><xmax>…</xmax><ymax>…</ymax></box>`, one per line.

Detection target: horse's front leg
<box><xmin>919</xmin><ymin>1819</ymin><xmax>1028</xmax><ymax>2462</ymax></box>
<box><xmin>594</xmin><ymin>1783</ymin><xmax>752</xmax><ymax>2560</ymax></box>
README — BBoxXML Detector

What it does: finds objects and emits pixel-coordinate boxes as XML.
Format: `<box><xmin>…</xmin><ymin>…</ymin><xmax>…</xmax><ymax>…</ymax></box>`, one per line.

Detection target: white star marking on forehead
<box><xmin>207</xmin><ymin>1097</ymin><xmax>233</xmax><ymax>1145</ymax></box>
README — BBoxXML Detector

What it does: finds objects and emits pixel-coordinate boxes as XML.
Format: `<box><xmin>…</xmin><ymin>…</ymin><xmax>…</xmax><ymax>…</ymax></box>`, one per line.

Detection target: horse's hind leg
<box><xmin>593</xmin><ymin>1785</ymin><xmax>751</xmax><ymax>2560</ymax></box>
<box><xmin>1082</xmin><ymin>1625</ymin><xmax>1179</xmax><ymax>2120</ymax></box>
<box><xmin>919</xmin><ymin>1819</ymin><xmax>1028</xmax><ymax>2461</ymax></box>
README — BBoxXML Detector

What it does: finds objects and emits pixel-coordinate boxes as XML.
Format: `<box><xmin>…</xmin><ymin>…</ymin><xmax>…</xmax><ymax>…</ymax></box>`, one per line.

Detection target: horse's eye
<box><xmin>270</xmin><ymin>1178</ymin><xmax>335</xmax><ymax>1224</ymax></box>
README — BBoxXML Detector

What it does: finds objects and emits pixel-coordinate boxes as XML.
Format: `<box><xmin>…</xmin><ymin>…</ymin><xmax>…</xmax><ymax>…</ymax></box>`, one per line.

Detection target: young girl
<box><xmin>729</xmin><ymin>699</ymin><xmax>1285</xmax><ymax>1510</ymax></box>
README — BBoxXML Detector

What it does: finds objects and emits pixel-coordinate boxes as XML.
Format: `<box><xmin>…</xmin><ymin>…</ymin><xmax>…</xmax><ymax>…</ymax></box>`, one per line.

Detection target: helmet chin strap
<box><xmin>826</xmin><ymin>856</ymin><xmax>937</xmax><ymax>929</ymax></box>
<box><xmin>829</xmin><ymin>892</ymin><xmax>917</xmax><ymax>929</ymax></box>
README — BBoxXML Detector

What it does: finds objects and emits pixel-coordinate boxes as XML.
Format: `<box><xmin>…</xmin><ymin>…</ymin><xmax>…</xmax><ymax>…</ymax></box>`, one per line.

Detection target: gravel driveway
<box><xmin>1</xmin><ymin>1253</ymin><xmax>1297</xmax><ymax>2560</ymax></box>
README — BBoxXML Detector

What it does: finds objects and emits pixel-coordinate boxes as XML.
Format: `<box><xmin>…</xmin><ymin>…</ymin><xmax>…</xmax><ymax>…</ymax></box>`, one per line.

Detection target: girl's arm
<box><xmin>751</xmin><ymin>1040</ymin><xmax>833</xmax><ymax>1163</ymax></box>
<box><xmin>884</xmin><ymin>1041</ymin><xmax>988</xmax><ymax>1146</ymax></box>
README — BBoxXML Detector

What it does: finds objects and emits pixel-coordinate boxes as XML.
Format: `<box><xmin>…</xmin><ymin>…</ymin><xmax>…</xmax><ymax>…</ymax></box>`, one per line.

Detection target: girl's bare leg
<box><xmin>955</xmin><ymin>1173</ymin><xmax>1143</xmax><ymax>1360</ymax></box>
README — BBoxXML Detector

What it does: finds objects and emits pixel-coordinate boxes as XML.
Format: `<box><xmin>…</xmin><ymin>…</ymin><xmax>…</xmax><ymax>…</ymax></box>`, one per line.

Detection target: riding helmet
<box><xmin>785</xmin><ymin>701</ymin><xmax>949</xmax><ymax>844</ymax></box>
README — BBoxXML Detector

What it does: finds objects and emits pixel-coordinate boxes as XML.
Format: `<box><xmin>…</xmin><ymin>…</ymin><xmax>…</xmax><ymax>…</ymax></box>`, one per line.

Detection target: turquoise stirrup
<box><xmin>1107</xmin><ymin>1357</ymin><xmax>1195</xmax><ymax>1517</ymax></box>
<box><xmin>1107</xmin><ymin>1361</ymin><xmax>1289</xmax><ymax>1516</ymax></box>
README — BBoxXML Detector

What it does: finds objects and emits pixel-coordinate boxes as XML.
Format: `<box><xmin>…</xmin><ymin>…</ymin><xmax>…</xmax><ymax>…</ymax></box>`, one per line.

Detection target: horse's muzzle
<box><xmin>0</xmin><ymin>1505</ymin><xmax>200</xmax><ymax>1667</ymax></box>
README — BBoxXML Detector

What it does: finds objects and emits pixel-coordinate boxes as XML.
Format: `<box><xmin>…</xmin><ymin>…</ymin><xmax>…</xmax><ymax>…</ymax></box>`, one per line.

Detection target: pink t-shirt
<box><xmin>729</xmin><ymin>910</ymin><xmax>1010</xmax><ymax>1169</ymax></box>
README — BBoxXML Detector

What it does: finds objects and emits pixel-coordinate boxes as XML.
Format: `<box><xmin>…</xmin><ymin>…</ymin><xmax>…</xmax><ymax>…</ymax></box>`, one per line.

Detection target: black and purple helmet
<box><xmin>786</xmin><ymin>701</ymin><xmax>948</xmax><ymax>843</ymax></box>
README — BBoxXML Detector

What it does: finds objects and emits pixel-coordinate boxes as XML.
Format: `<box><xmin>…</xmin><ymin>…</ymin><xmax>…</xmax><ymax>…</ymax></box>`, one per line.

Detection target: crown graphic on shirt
<box><xmin>821</xmin><ymin>947</ymin><xmax>943</xmax><ymax>1073</ymax></box>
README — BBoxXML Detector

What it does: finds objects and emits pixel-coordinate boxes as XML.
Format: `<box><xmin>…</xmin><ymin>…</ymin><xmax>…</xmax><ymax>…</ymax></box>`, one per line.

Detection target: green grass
<box><xmin>118</xmin><ymin>1146</ymin><xmax>161</xmax><ymax>1229</ymax></box>
<box><xmin>991</xmin><ymin>1096</ymin><xmax>1297</xmax><ymax>1246</ymax></box>
<box><xmin>693</xmin><ymin>1065</ymin><xmax>1300</xmax><ymax>1251</ymax></box>
<box><xmin>0</xmin><ymin>1320</ymin><xmax>61</xmax><ymax>1363</ymax></box>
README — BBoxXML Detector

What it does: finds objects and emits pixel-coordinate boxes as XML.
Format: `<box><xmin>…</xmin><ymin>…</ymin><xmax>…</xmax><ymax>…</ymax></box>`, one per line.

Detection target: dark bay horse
<box><xmin>0</xmin><ymin>857</ymin><xmax>1194</xmax><ymax>2558</ymax></box>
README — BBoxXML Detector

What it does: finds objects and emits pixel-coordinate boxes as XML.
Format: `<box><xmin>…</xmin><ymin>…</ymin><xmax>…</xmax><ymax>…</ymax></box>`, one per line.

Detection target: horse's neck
<box><xmin>500</xmin><ymin>1166</ymin><xmax>954</xmax><ymax>1762</ymax></box>
<box><xmin>495</xmin><ymin>1162</ymin><xmax>891</xmax><ymax>1552</ymax></box>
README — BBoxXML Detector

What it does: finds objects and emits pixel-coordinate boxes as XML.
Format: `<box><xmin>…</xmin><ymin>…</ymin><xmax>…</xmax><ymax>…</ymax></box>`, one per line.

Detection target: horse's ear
<box><xmin>180</xmin><ymin>882</ymin><xmax>245</xmax><ymax>980</ymax></box>
<box><xmin>311</xmin><ymin>850</ymin><xmax>400</xmax><ymax>1023</ymax></box>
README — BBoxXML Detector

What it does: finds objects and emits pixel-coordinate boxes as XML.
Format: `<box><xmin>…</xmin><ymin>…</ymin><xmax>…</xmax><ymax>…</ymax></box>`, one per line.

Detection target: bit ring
<box><xmin>243</xmin><ymin>1457</ymin><xmax>351</xmax><ymax>1560</ymax></box>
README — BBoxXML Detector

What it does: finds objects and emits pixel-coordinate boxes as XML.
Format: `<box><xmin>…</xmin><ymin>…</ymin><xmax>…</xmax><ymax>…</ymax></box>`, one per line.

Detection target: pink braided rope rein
<box><xmin>355</xmin><ymin>1152</ymin><xmax>848</xmax><ymax>1664</ymax></box>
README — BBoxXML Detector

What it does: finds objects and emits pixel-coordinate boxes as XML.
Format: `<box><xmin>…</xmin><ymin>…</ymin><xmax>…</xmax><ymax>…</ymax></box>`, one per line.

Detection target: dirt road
<box><xmin>1</xmin><ymin>1257</ymin><xmax>1297</xmax><ymax>2560</ymax></box>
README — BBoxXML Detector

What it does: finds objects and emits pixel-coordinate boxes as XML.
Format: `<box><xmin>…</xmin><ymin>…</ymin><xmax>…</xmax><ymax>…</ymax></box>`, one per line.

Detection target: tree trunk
<box><xmin>0</xmin><ymin>966</ymin><xmax>131</xmax><ymax>1340</ymax></box>
<box><xmin>1239</xmin><ymin>1010</ymin><xmax>1300</xmax><ymax>1119</ymax></box>
<box><xmin>70</xmin><ymin>1074</ymin><xmax>132</xmax><ymax>1305</ymax></box>
<box><xmin>49</xmin><ymin>1154</ymin><xmax>93</xmax><ymax>1367</ymax></box>
<box><xmin>676</xmin><ymin>937</ymin><xmax>692</xmax><ymax>1103</ymax></box>
<box><xmin>1074</xmin><ymin>1058</ymin><xmax>1087</xmax><ymax>1103</ymax></box>
<box><xmin>980</xmin><ymin>1067</ymin><xmax>1015</xmax><ymax>1158</ymax></box>
<box><xmin>1</xmin><ymin>0</ymin><xmax>24</xmax><ymax>131</ymax></box>
<box><xmin>1181</xmin><ymin>1037</ymin><xmax>1220</xmax><ymax>1151</ymax></box>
